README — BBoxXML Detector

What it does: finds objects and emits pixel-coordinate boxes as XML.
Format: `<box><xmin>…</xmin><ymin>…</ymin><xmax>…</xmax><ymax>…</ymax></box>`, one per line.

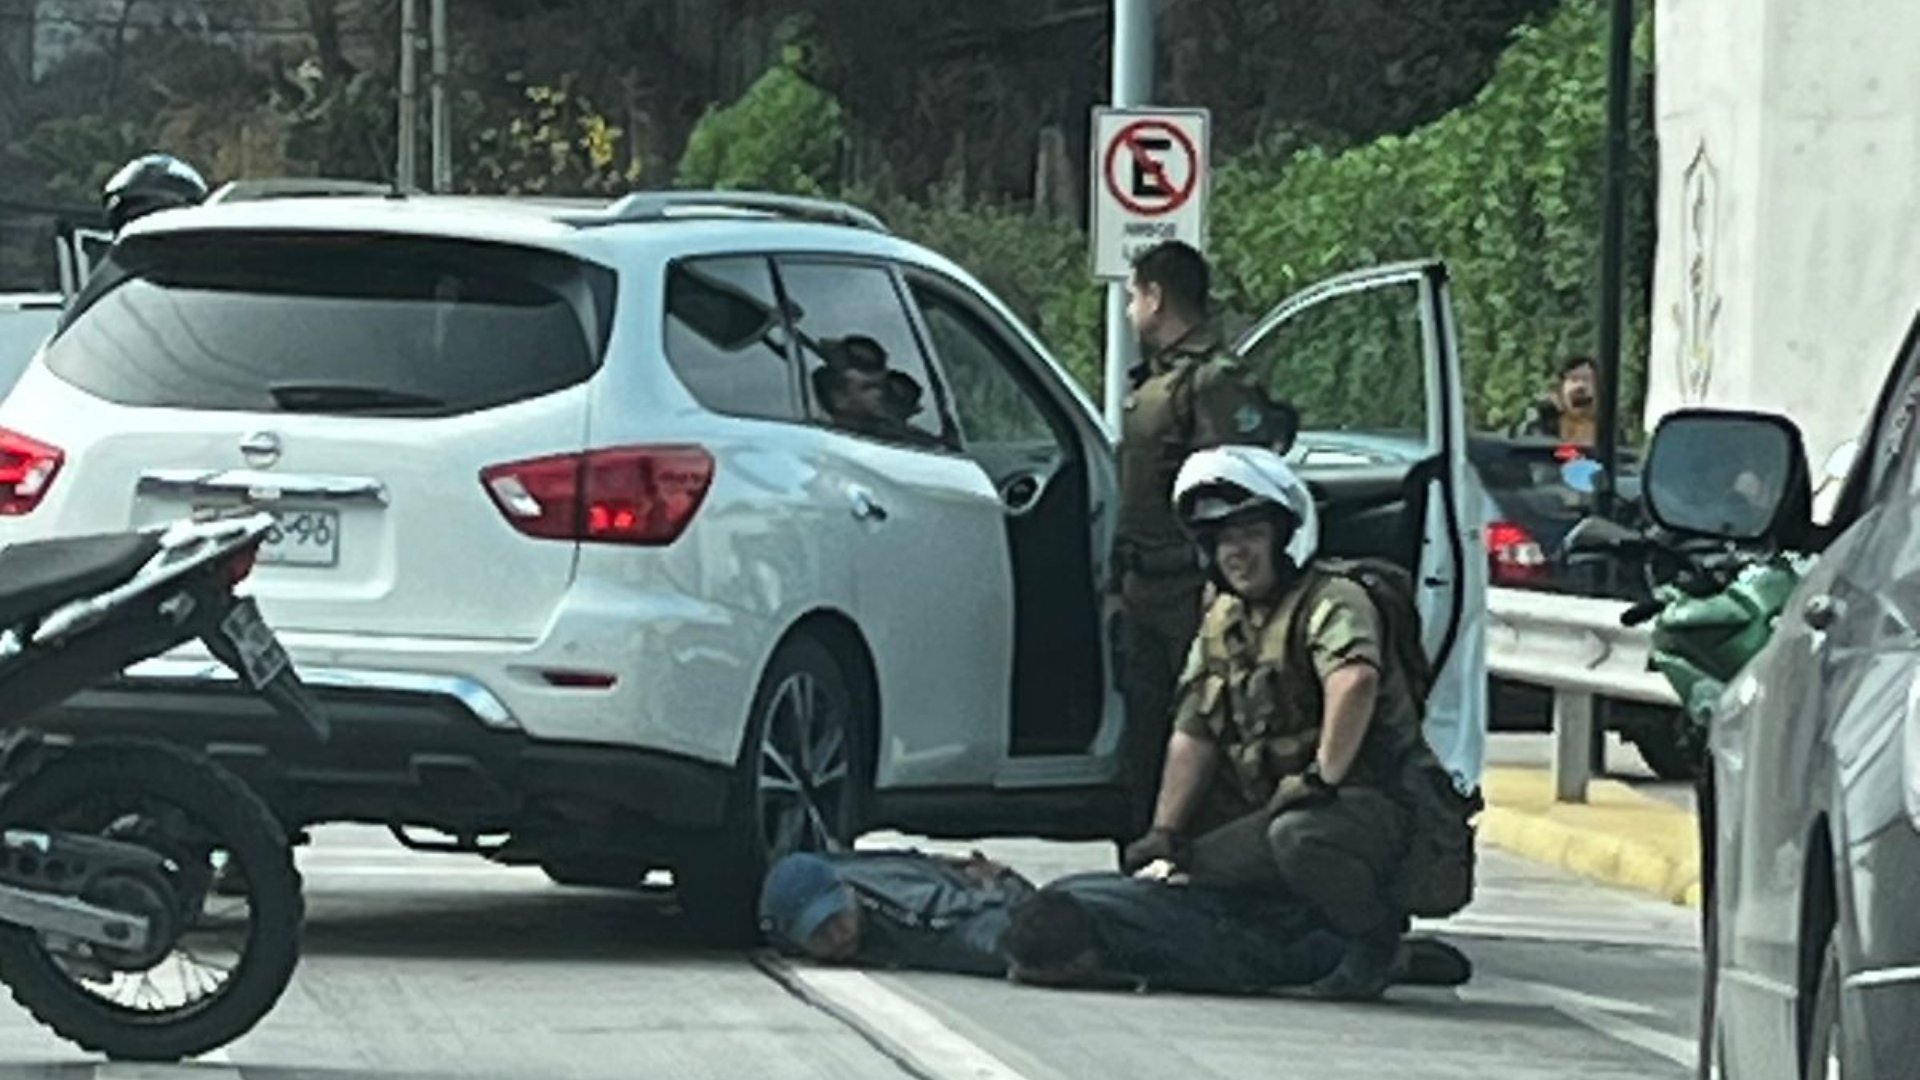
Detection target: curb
<box><xmin>1477</xmin><ymin>768</ymin><xmax>1702</xmax><ymax>908</ymax></box>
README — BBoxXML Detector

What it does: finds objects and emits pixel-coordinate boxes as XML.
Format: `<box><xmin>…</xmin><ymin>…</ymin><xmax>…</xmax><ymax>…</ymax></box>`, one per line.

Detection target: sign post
<box><xmin>1100</xmin><ymin>0</ymin><xmax>1154</xmax><ymax>433</ymax></box>
<box><xmin>1092</xmin><ymin>105</ymin><xmax>1210</xmax><ymax>431</ymax></box>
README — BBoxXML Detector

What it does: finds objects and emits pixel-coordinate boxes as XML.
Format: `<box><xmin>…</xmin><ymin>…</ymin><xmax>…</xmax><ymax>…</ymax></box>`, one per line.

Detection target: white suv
<box><xmin>0</xmin><ymin>188</ymin><xmax>1485</xmax><ymax>926</ymax></box>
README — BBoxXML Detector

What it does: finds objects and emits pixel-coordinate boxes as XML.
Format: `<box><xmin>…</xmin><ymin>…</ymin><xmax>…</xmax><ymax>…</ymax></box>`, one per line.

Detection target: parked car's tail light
<box><xmin>483</xmin><ymin>445</ymin><xmax>713</xmax><ymax>546</ymax></box>
<box><xmin>0</xmin><ymin>427</ymin><xmax>63</xmax><ymax>516</ymax></box>
<box><xmin>1486</xmin><ymin>520</ymin><xmax>1550</xmax><ymax>587</ymax></box>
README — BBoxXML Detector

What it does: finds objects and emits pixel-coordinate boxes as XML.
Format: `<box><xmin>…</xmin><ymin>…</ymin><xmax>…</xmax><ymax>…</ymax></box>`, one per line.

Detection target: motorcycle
<box><xmin>0</xmin><ymin>512</ymin><xmax>326</xmax><ymax>1061</ymax></box>
<box><xmin>1564</xmin><ymin>506</ymin><xmax>1810</xmax><ymax>1080</ymax></box>
<box><xmin>1562</xmin><ymin>512</ymin><xmax>1809</xmax><ymax>766</ymax></box>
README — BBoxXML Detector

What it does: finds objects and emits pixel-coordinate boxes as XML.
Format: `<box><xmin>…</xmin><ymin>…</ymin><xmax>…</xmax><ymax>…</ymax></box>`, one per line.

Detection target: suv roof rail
<box><xmin>583</xmin><ymin>190</ymin><xmax>888</xmax><ymax>233</ymax></box>
<box><xmin>205</xmin><ymin>178</ymin><xmax>402</xmax><ymax>204</ymax></box>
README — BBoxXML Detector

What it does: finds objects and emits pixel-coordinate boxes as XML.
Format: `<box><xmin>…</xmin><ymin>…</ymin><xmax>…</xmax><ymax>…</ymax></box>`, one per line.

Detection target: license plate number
<box><xmin>200</xmin><ymin>507</ymin><xmax>341</xmax><ymax>567</ymax></box>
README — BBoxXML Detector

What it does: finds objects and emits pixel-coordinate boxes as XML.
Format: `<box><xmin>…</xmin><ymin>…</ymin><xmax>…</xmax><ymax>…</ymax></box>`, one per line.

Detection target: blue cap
<box><xmin>759</xmin><ymin>853</ymin><xmax>854</xmax><ymax>949</ymax></box>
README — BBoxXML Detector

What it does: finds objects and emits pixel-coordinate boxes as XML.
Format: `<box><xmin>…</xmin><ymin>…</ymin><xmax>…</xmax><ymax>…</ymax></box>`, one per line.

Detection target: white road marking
<box><xmin>1463</xmin><ymin>975</ymin><xmax>1696</xmax><ymax>1069</ymax></box>
<box><xmin>1465</xmin><ymin>975</ymin><xmax>1664</xmax><ymax>1018</ymax></box>
<box><xmin>764</xmin><ymin>958</ymin><xmax>1040</xmax><ymax>1080</ymax></box>
<box><xmin>1559</xmin><ymin>1005</ymin><xmax>1698</xmax><ymax>1069</ymax></box>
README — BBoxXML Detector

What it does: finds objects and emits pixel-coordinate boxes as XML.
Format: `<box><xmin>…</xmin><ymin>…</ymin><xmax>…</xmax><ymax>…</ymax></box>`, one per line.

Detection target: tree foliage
<box><xmin>1207</xmin><ymin>0</ymin><xmax>1656</xmax><ymax>432</ymax></box>
<box><xmin>677</xmin><ymin>52</ymin><xmax>843</xmax><ymax>194</ymax></box>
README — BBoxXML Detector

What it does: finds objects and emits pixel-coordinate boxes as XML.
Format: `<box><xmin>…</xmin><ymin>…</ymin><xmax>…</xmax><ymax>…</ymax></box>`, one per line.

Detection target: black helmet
<box><xmin>102</xmin><ymin>154</ymin><xmax>209</xmax><ymax>233</ymax></box>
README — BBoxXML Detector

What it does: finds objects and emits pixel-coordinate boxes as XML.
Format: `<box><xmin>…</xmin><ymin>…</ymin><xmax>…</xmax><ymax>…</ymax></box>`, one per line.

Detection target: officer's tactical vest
<box><xmin>1196</xmin><ymin>560</ymin><xmax>1480</xmax><ymax>918</ymax></box>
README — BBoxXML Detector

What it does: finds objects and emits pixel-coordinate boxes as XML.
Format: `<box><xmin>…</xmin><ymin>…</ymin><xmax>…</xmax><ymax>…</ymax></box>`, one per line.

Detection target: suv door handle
<box><xmin>1803</xmin><ymin>594</ymin><xmax>1844</xmax><ymax>631</ymax></box>
<box><xmin>848</xmin><ymin>487</ymin><xmax>888</xmax><ymax>523</ymax></box>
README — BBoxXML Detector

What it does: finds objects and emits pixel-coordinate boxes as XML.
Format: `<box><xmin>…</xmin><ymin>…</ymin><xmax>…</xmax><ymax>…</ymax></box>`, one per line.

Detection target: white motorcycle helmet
<box><xmin>1173</xmin><ymin>446</ymin><xmax>1320</xmax><ymax>587</ymax></box>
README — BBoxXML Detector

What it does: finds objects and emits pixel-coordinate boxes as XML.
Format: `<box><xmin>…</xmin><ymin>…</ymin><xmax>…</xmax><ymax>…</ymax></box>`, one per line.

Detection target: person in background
<box><xmin>1512</xmin><ymin>355</ymin><xmax>1600</xmax><ymax>444</ymax></box>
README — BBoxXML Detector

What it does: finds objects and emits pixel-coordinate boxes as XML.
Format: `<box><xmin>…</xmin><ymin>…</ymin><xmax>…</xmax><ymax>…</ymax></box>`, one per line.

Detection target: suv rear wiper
<box><xmin>269</xmin><ymin>383</ymin><xmax>447</xmax><ymax>413</ymax></box>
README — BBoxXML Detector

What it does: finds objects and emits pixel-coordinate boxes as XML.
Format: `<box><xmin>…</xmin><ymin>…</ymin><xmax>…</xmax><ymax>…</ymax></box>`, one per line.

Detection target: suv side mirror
<box><xmin>1644</xmin><ymin>409</ymin><xmax>1811</xmax><ymax>543</ymax></box>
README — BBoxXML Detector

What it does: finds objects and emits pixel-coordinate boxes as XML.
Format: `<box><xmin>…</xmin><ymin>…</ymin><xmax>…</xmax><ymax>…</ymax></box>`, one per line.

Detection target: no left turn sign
<box><xmin>1090</xmin><ymin>108</ymin><xmax>1209</xmax><ymax>279</ymax></box>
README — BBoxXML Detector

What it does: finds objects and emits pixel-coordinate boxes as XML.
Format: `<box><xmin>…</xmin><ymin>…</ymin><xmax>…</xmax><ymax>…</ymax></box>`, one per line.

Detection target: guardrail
<box><xmin>1486</xmin><ymin>587</ymin><xmax>1679</xmax><ymax>802</ymax></box>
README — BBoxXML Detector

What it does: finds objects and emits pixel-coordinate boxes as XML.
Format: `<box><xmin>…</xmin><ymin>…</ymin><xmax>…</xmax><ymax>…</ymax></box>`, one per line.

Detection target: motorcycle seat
<box><xmin>0</xmin><ymin>532</ymin><xmax>162</xmax><ymax>629</ymax></box>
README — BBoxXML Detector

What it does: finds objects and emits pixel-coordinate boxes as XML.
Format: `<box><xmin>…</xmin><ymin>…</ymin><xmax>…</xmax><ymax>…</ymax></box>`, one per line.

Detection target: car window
<box><xmin>0</xmin><ymin>305</ymin><xmax>60</xmax><ymax>399</ymax></box>
<box><xmin>909</xmin><ymin>285</ymin><xmax>1059</xmax><ymax>448</ymax></box>
<box><xmin>775</xmin><ymin>259</ymin><xmax>954</xmax><ymax>450</ymax></box>
<box><xmin>1237</xmin><ymin>277</ymin><xmax>1429</xmax><ymax>443</ymax></box>
<box><xmin>663</xmin><ymin>257</ymin><xmax>799</xmax><ymax>420</ymax></box>
<box><xmin>45</xmin><ymin>232</ymin><xmax>614</xmax><ymax>417</ymax></box>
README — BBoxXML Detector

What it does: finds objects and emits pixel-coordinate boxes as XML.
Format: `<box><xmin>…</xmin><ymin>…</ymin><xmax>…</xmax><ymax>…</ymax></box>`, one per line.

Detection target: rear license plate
<box><xmin>220</xmin><ymin>599</ymin><xmax>290</xmax><ymax>690</ymax></box>
<box><xmin>198</xmin><ymin>507</ymin><xmax>340</xmax><ymax>567</ymax></box>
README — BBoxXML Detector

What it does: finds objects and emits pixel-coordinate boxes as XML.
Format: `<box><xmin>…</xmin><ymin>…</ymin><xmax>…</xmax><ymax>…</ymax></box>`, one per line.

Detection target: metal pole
<box><xmin>1552</xmin><ymin>690</ymin><xmax>1595</xmax><ymax>803</ymax></box>
<box><xmin>1102</xmin><ymin>0</ymin><xmax>1153</xmax><ymax>432</ymax></box>
<box><xmin>429</xmin><ymin>0</ymin><xmax>450</xmax><ymax>192</ymax></box>
<box><xmin>396</xmin><ymin>0</ymin><xmax>419</xmax><ymax>190</ymax></box>
<box><xmin>1593</xmin><ymin>0</ymin><xmax>1634</xmax><ymax>520</ymax></box>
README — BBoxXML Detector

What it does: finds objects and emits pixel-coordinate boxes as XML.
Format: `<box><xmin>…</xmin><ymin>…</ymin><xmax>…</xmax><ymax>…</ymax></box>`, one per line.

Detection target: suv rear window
<box><xmin>47</xmin><ymin>231</ymin><xmax>616</xmax><ymax>417</ymax></box>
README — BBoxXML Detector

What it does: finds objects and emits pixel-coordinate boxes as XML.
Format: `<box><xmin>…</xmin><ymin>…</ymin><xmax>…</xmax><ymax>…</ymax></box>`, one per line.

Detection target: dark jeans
<box><xmin>1185</xmin><ymin>789</ymin><xmax>1409</xmax><ymax>938</ymax></box>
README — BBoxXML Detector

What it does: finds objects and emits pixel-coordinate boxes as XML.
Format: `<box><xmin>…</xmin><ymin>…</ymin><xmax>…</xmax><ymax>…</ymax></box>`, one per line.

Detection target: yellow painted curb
<box><xmin>1479</xmin><ymin>767</ymin><xmax>1702</xmax><ymax>908</ymax></box>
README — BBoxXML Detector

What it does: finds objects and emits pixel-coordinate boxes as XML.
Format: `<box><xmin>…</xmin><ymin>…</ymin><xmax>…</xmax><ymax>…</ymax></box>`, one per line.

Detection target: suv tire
<box><xmin>676</xmin><ymin>633</ymin><xmax>864</xmax><ymax>944</ymax></box>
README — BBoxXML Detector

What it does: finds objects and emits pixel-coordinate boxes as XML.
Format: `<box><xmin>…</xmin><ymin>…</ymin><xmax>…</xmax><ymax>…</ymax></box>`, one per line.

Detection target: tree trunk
<box><xmin>0</xmin><ymin>0</ymin><xmax>33</xmax><ymax>137</ymax></box>
<box><xmin>1032</xmin><ymin>123</ymin><xmax>1076</xmax><ymax>222</ymax></box>
<box><xmin>103</xmin><ymin>0</ymin><xmax>143</xmax><ymax>113</ymax></box>
<box><xmin>306</xmin><ymin>0</ymin><xmax>356</xmax><ymax>82</ymax></box>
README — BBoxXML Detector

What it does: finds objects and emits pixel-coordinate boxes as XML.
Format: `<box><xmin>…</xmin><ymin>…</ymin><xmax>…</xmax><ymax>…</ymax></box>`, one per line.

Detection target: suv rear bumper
<box><xmin>30</xmin><ymin>665</ymin><xmax>733</xmax><ymax>835</ymax></box>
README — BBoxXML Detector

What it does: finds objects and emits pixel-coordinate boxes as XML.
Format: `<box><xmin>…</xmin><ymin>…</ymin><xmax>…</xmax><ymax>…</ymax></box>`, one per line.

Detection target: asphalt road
<box><xmin>0</xmin><ymin>820</ymin><xmax>1704</xmax><ymax>1080</ymax></box>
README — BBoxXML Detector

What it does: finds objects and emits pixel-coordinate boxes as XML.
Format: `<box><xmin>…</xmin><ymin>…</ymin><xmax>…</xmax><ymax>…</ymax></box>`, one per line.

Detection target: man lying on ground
<box><xmin>757</xmin><ymin>850</ymin><xmax>1469</xmax><ymax>995</ymax></box>
<box><xmin>758</xmin><ymin>848</ymin><xmax>1036</xmax><ymax>977</ymax></box>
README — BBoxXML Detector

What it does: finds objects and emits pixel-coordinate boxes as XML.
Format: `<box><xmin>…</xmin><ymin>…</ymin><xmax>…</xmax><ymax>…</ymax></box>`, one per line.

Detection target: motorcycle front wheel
<box><xmin>0</xmin><ymin>738</ymin><xmax>301</xmax><ymax>1061</ymax></box>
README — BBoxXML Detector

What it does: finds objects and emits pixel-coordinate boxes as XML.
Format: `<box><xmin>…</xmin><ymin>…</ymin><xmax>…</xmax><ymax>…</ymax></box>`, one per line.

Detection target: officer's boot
<box><xmin>1304</xmin><ymin>923</ymin><xmax>1401</xmax><ymax>1001</ymax></box>
<box><xmin>1393</xmin><ymin>937</ymin><xmax>1473</xmax><ymax>988</ymax></box>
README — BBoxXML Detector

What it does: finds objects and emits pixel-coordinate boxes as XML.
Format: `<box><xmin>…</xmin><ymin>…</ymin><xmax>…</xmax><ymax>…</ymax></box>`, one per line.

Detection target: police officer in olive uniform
<box><xmin>1115</xmin><ymin>241</ymin><xmax>1296</xmax><ymax>830</ymax></box>
<box><xmin>1122</xmin><ymin>446</ymin><xmax>1424</xmax><ymax>1000</ymax></box>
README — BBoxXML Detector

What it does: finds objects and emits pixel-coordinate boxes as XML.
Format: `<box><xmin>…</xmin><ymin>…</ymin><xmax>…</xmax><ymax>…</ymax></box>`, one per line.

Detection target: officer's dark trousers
<box><xmin>1119</xmin><ymin>569</ymin><xmax>1205</xmax><ymax>816</ymax></box>
<box><xmin>1184</xmin><ymin>789</ymin><xmax>1408</xmax><ymax>939</ymax></box>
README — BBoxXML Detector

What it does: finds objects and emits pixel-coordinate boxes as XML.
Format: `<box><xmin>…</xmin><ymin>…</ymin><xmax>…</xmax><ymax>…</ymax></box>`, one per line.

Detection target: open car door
<box><xmin>1233</xmin><ymin>259</ymin><xmax>1487</xmax><ymax>793</ymax></box>
<box><xmin>54</xmin><ymin>221</ymin><xmax>112</xmax><ymax>302</ymax></box>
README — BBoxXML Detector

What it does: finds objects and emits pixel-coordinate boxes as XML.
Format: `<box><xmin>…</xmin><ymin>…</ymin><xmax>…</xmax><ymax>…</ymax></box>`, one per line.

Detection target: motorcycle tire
<box><xmin>0</xmin><ymin>738</ymin><xmax>302</xmax><ymax>1061</ymax></box>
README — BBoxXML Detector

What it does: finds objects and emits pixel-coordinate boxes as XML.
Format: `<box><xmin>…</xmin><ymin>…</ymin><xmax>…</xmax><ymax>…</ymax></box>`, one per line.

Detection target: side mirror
<box><xmin>1644</xmin><ymin>409</ymin><xmax>1811</xmax><ymax>543</ymax></box>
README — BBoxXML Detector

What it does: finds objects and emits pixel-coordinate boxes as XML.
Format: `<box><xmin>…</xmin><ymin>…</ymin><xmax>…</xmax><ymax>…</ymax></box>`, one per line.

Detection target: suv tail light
<box><xmin>482</xmin><ymin>445</ymin><xmax>714</xmax><ymax>546</ymax></box>
<box><xmin>1487</xmin><ymin>520</ymin><xmax>1549</xmax><ymax>587</ymax></box>
<box><xmin>0</xmin><ymin>427</ymin><xmax>63</xmax><ymax>516</ymax></box>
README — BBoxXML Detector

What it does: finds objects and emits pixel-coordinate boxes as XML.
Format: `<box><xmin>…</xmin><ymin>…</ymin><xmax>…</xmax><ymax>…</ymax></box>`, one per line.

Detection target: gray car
<box><xmin>1647</xmin><ymin>314</ymin><xmax>1920</xmax><ymax>1080</ymax></box>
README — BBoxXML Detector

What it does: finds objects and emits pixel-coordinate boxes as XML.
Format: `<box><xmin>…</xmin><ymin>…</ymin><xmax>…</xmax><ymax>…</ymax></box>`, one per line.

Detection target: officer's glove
<box><xmin>1121</xmin><ymin>827</ymin><xmax>1183</xmax><ymax>875</ymax></box>
<box><xmin>1268</xmin><ymin>769</ymin><xmax>1338</xmax><ymax>815</ymax></box>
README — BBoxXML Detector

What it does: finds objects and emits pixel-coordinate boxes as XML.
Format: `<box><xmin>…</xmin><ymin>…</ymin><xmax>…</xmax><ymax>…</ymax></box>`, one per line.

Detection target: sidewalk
<box><xmin>1478</xmin><ymin>760</ymin><xmax>1702</xmax><ymax>908</ymax></box>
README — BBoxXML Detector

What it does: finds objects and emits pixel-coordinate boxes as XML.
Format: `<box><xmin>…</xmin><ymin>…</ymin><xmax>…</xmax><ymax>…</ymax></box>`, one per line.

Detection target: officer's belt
<box><xmin>1118</xmin><ymin>542</ymin><xmax>1202</xmax><ymax>578</ymax></box>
